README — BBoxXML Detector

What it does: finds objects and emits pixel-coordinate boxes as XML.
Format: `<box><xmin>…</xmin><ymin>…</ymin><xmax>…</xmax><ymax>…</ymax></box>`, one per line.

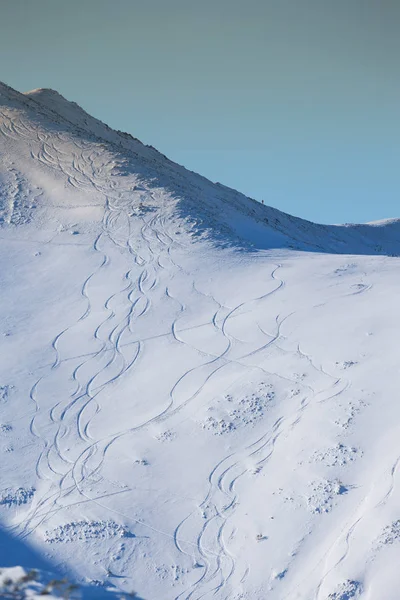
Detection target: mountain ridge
<box><xmin>1</xmin><ymin>80</ymin><xmax>399</xmax><ymax>257</ymax></box>
<box><xmin>1</xmin><ymin>80</ymin><xmax>400</xmax><ymax>600</ymax></box>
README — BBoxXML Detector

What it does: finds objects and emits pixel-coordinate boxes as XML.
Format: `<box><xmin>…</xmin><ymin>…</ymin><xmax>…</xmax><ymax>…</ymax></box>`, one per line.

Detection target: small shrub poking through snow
<box><xmin>0</xmin><ymin>487</ymin><xmax>35</xmax><ymax>507</ymax></box>
<box><xmin>44</xmin><ymin>520</ymin><xmax>133</xmax><ymax>543</ymax></box>
<box><xmin>306</xmin><ymin>479</ymin><xmax>348</xmax><ymax>514</ymax></box>
<box><xmin>377</xmin><ymin>520</ymin><xmax>400</xmax><ymax>547</ymax></box>
<box><xmin>311</xmin><ymin>444</ymin><xmax>361</xmax><ymax>467</ymax></box>
<box><xmin>328</xmin><ymin>579</ymin><xmax>362</xmax><ymax>599</ymax></box>
<box><xmin>201</xmin><ymin>383</ymin><xmax>275</xmax><ymax>434</ymax></box>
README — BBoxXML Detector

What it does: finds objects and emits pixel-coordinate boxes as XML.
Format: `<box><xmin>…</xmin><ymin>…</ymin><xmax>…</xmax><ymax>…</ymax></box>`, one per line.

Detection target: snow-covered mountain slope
<box><xmin>0</xmin><ymin>80</ymin><xmax>400</xmax><ymax>600</ymax></box>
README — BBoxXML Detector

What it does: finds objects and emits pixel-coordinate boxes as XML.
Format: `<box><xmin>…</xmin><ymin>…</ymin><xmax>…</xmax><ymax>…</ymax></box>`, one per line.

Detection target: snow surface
<box><xmin>0</xmin><ymin>80</ymin><xmax>400</xmax><ymax>599</ymax></box>
<box><xmin>0</xmin><ymin>565</ymin><xmax>131</xmax><ymax>598</ymax></box>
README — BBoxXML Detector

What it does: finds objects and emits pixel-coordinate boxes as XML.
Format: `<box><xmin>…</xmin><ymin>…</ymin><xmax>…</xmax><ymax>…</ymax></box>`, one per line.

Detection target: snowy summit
<box><xmin>0</xmin><ymin>81</ymin><xmax>399</xmax><ymax>600</ymax></box>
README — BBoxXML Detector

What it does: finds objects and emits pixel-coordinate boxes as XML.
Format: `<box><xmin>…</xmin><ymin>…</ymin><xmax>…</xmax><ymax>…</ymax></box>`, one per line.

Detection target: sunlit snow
<box><xmin>1</xmin><ymin>81</ymin><xmax>400</xmax><ymax>600</ymax></box>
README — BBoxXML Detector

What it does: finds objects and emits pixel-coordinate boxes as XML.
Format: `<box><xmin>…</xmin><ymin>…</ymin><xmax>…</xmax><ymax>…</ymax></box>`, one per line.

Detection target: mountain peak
<box><xmin>0</xmin><ymin>80</ymin><xmax>399</xmax><ymax>255</ymax></box>
<box><xmin>24</xmin><ymin>86</ymin><xmax>98</xmax><ymax>131</ymax></box>
<box><xmin>24</xmin><ymin>87</ymin><xmax>67</xmax><ymax>99</ymax></box>
<box><xmin>1</xmin><ymin>80</ymin><xmax>400</xmax><ymax>600</ymax></box>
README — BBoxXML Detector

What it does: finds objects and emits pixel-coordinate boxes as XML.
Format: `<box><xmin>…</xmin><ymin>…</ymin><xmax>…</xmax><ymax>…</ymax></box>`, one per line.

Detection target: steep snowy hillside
<box><xmin>0</xmin><ymin>80</ymin><xmax>400</xmax><ymax>600</ymax></box>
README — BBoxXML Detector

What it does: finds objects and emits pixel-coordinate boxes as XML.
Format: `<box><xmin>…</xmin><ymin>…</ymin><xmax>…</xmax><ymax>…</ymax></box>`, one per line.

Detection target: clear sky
<box><xmin>1</xmin><ymin>0</ymin><xmax>399</xmax><ymax>224</ymax></box>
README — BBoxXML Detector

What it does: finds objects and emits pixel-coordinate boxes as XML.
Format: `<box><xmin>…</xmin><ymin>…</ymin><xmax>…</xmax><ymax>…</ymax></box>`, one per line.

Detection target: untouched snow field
<box><xmin>0</xmin><ymin>81</ymin><xmax>400</xmax><ymax>599</ymax></box>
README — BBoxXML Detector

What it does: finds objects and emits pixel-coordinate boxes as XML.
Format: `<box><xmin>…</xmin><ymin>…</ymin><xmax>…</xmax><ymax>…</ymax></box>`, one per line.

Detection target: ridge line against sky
<box><xmin>0</xmin><ymin>0</ymin><xmax>399</xmax><ymax>225</ymax></box>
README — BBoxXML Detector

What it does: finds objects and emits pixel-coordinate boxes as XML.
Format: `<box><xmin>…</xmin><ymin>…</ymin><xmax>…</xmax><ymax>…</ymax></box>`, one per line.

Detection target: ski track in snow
<box><xmin>1</xmin><ymin>90</ymin><xmax>400</xmax><ymax>600</ymax></box>
<box><xmin>174</xmin><ymin>320</ymin><xmax>354</xmax><ymax>599</ymax></box>
<box><xmin>18</xmin><ymin>136</ymin><xmax>173</xmax><ymax>538</ymax></box>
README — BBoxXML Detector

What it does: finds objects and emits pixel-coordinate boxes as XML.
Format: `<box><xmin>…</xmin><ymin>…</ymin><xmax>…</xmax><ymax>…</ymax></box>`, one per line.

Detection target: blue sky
<box><xmin>1</xmin><ymin>0</ymin><xmax>399</xmax><ymax>224</ymax></box>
